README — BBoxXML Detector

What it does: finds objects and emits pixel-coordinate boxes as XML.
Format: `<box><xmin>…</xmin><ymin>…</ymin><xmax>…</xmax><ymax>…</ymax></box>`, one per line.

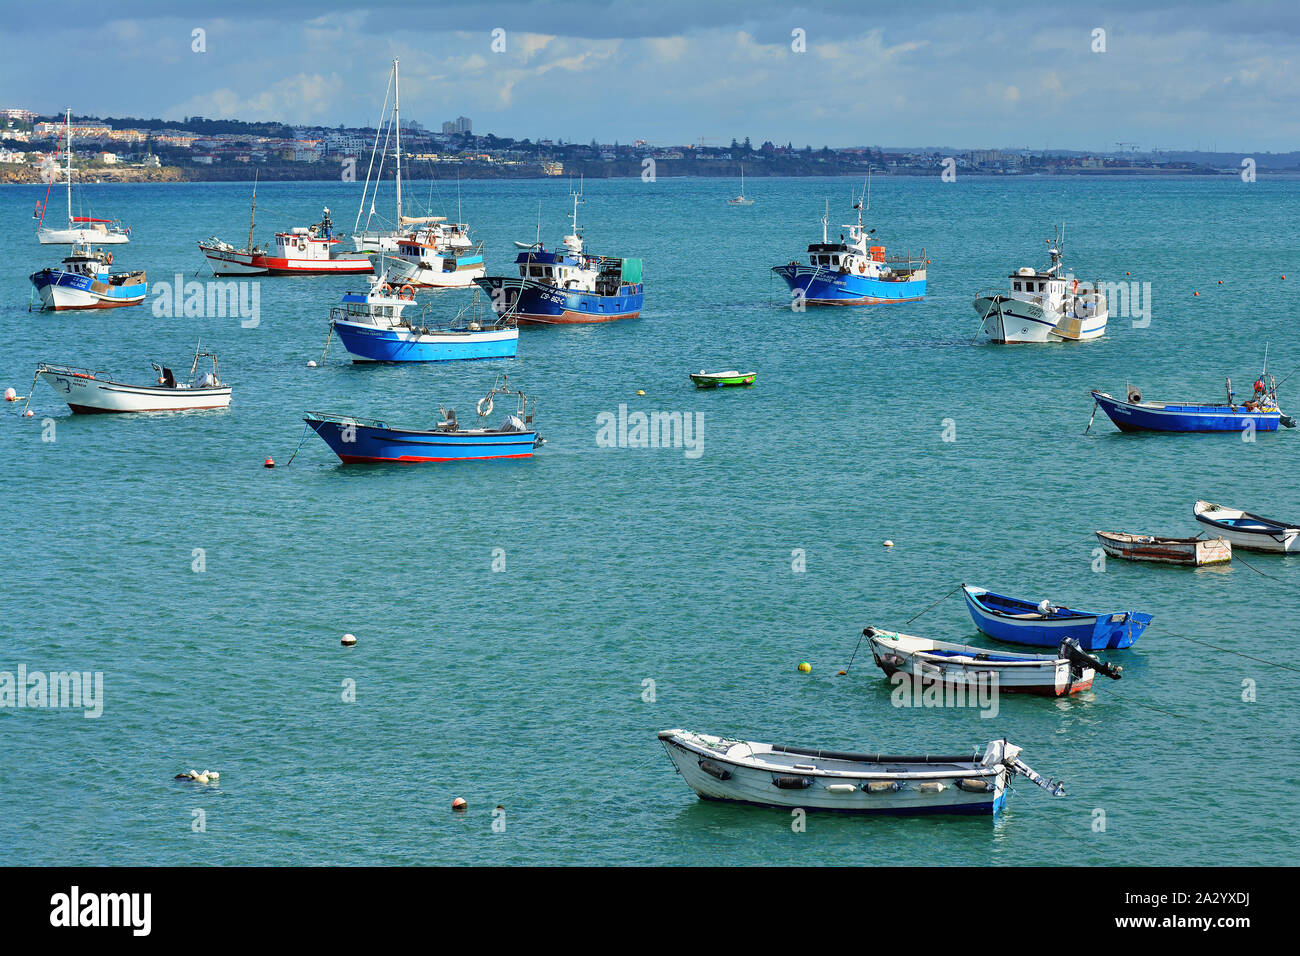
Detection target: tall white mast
<box><xmin>393</xmin><ymin>58</ymin><xmax>402</xmax><ymax>223</ymax></box>
<box><xmin>65</xmin><ymin>108</ymin><xmax>72</xmax><ymax>228</ymax></box>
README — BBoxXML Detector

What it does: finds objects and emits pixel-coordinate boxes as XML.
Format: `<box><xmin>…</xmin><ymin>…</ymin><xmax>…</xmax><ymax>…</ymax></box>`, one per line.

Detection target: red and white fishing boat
<box><xmin>200</xmin><ymin>205</ymin><xmax>372</xmax><ymax>276</ymax></box>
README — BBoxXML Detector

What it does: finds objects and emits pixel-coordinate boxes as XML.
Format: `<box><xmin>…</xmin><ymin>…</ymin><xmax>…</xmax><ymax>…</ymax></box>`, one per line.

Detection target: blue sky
<box><xmin>2</xmin><ymin>0</ymin><xmax>1297</xmax><ymax>151</ymax></box>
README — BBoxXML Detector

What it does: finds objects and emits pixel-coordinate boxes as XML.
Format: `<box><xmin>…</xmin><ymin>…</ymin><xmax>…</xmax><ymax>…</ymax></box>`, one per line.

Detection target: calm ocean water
<box><xmin>2</xmin><ymin>174</ymin><xmax>1297</xmax><ymax>865</ymax></box>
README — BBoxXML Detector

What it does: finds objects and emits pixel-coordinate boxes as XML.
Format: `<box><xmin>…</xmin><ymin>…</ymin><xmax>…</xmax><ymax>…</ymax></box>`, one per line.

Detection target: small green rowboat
<box><xmin>690</xmin><ymin>369</ymin><xmax>756</xmax><ymax>388</ymax></box>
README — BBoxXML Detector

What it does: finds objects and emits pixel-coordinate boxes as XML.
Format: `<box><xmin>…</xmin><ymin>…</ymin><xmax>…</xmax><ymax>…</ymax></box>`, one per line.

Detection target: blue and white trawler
<box><xmin>772</xmin><ymin>179</ymin><xmax>927</xmax><ymax>305</ymax></box>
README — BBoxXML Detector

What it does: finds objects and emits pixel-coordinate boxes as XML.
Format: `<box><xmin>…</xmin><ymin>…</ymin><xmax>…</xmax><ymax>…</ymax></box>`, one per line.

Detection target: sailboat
<box><xmin>727</xmin><ymin>164</ymin><xmax>754</xmax><ymax>205</ymax></box>
<box><xmin>36</xmin><ymin>109</ymin><xmax>130</xmax><ymax>244</ymax></box>
<box><xmin>352</xmin><ymin>58</ymin><xmax>480</xmax><ymax>264</ymax></box>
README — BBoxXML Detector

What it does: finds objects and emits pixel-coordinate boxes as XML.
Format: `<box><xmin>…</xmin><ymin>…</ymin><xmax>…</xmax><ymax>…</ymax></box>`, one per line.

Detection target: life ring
<box><xmin>857</xmin><ymin>262</ymin><xmax>866</xmax><ymax>274</ymax></box>
<box><xmin>1070</xmin><ymin>279</ymin><xmax>1079</xmax><ymax>294</ymax></box>
<box><xmin>477</xmin><ymin>395</ymin><xmax>493</xmax><ymax>417</ymax></box>
<box><xmin>105</xmin><ymin>252</ymin><xmax>113</xmax><ymax>266</ymax></box>
<box><xmin>400</xmin><ymin>284</ymin><xmax>415</xmax><ymax>299</ymax></box>
<box><xmin>379</xmin><ymin>283</ymin><xmax>393</xmax><ymax>296</ymax></box>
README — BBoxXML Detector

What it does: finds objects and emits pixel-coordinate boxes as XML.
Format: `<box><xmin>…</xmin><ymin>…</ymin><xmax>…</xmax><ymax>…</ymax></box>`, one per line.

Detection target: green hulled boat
<box><xmin>690</xmin><ymin>369</ymin><xmax>756</xmax><ymax>388</ymax></box>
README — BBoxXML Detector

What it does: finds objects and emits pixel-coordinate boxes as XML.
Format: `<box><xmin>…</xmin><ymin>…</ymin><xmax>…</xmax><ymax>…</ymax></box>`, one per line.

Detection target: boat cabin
<box><xmin>513</xmin><ymin>248</ymin><xmax>639</xmax><ymax>297</ymax></box>
<box><xmin>274</xmin><ymin>208</ymin><xmax>341</xmax><ymax>260</ymax></box>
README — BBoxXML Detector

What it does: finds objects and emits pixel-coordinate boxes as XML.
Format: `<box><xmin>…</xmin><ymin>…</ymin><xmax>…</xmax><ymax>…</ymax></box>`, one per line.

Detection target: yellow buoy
<box><xmin>636</xmin><ymin>389</ymin><xmax>645</xmax><ymax>396</ymax></box>
<box><xmin>798</xmin><ymin>662</ymin><xmax>811</xmax><ymax>674</ymax></box>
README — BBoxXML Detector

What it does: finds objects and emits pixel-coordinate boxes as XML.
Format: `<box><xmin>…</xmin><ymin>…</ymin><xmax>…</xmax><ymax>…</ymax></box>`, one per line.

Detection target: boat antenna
<box><xmin>535</xmin><ymin>201</ymin><xmax>542</xmax><ymax>247</ymax></box>
<box><xmin>821</xmin><ymin>199</ymin><xmax>829</xmax><ymax>244</ymax></box>
<box><xmin>247</xmin><ymin>171</ymin><xmax>258</xmax><ymax>253</ymax></box>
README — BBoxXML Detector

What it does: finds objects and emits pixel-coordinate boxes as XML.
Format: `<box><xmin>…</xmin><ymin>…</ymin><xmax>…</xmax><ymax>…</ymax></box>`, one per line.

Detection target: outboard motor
<box><xmin>1059</xmin><ymin>638</ymin><xmax>1122</xmax><ymax>680</ymax></box>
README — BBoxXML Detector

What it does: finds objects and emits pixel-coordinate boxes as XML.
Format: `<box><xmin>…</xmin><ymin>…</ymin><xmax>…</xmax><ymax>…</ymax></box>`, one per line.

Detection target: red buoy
<box><xmin>264</xmin><ymin>457</ymin><xmax>275</xmax><ymax>468</ymax></box>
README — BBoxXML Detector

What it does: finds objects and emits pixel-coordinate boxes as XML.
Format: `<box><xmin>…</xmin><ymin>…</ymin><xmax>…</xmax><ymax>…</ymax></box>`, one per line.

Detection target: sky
<box><xmin>1</xmin><ymin>0</ymin><xmax>1297</xmax><ymax>152</ymax></box>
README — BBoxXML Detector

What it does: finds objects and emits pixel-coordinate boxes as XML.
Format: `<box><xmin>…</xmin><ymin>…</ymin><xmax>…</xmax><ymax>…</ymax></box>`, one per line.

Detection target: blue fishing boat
<box><xmin>473</xmin><ymin>185</ymin><xmax>643</xmax><ymax>325</ymax></box>
<box><xmin>329</xmin><ymin>274</ymin><xmax>517</xmax><ymax>363</ymax></box>
<box><xmin>961</xmin><ymin>584</ymin><xmax>1152</xmax><ymax>651</ymax></box>
<box><xmin>304</xmin><ymin>377</ymin><xmax>542</xmax><ymax>464</ymax></box>
<box><xmin>1089</xmin><ymin>373</ymin><xmax>1294</xmax><ymax>433</ymax></box>
<box><xmin>771</xmin><ymin>176</ymin><xmax>927</xmax><ymax>306</ymax></box>
<box><xmin>30</xmin><ymin>243</ymin><xmax>147</xmax><ymax>310</ymax></box>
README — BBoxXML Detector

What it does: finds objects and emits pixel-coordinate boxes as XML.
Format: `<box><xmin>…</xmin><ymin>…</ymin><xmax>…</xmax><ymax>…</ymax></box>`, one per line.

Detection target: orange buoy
<box><xmin>264</xmin><ymin>457</ymin><xmax>275</xmax><ymax>468</ymax></box>
<box><xmin>452</xmin><ymin>797</ymin><xmax>467</xmax><ymax>811</ymax></box>
<box><xmin>1193</xmin><ymin>292</ymin><xmax>1199</xmax><ymax>296</ymax></box>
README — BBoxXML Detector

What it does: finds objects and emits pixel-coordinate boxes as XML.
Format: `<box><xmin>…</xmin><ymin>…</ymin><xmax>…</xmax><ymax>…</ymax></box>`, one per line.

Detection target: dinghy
<box><xmin>1095</xmin><ymin>530</ymin><xmax>1231</xmax><ymax>566</ymax></box>
<box><xmin>304</xmin><ymin>376</ymin><xmax>542</xmax><ymax>464</ymax></box>
<box><xmin>864</xmin><ymin>626</ymin><xmax>1121</xmax><ymax>697</ymax></box>
<box><xmin>657</xmin><ymin>729</ymin><xmax>1064</xmax><ymax>816</ymax></box>
<box><xmin>33</xmin><ymin>348</ymin><xmax>231</xmax><ymax>414</ymax></box>
<box><xmin>1193</xmin><ymin>500</ymin><xmax>1300</xmax><ymax>553</ymax></box>
<box><xmin>962</xmin><ymin>584</ymin><xmax>1152</xmax><ymax>650</ymax></box>
<box><xmin>689</xmin><ymin>370</ymin><xmax>755</xmax><ymax>388</ymax></box>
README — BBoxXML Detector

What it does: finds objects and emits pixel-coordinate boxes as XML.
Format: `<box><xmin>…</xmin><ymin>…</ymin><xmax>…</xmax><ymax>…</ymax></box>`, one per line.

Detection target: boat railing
<box><xmin>305</xmin><ymin>411</ymin><xmax>391</xmax><ymax>429</ymax></box>
<box><xmin>885</xmin><ymin>248</ymin><xmax>927</xmax><ymax>268</ymax></box>
<box><xmin>35</xmin><ymin>362</ymin><xmax>108</xmax><ymax>379</ymax></box>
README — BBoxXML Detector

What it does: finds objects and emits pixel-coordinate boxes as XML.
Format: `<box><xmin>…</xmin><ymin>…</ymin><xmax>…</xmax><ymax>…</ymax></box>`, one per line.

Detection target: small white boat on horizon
<box><xmin>974</xmin><ymin>225</ymin><xmax>1107</xmax><ymax>343</ymax></box>
<box><xmin>34</xmin><ymin>347</ymin><xmax>231</xmax><ymax>414</ymax></box>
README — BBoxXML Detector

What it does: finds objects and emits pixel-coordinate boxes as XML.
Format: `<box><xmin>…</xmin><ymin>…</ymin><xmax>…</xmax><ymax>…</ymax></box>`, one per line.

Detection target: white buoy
<box><xmin>883</xmin><ymin>540</ymin><xmax>894</xmax><ymax>548</ymax></box>
<box><xmin>341</xmin><ymin>633</ymin><xmax>357</xmax><ymax>646</ymax></box>
<box><xmin>3</xmin><ymin>387</ymin><xmax>16</xmax><ymax>402</ymax></box>
<box><xmin>307</xmin><ymin>360</ymin><xmax>317</xmax><ymax>368</ymax></box>
<box><xmin>23</xmin><ymin>409</ymin><xmax>34</xmax><ymax>418</ymax></box>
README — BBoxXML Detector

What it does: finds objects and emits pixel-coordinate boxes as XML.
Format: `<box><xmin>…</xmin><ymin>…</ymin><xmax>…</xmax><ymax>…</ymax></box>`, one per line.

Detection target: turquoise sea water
<box><xmin>2</xmin><ymin>174</ymin><xmax>1297</xmax><ymax>866</ymax></box>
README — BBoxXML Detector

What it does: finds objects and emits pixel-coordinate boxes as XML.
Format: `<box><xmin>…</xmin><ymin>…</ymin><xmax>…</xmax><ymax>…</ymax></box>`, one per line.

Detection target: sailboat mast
<box><xmin>247</xmin><ymin>172</ymin><xmax>258</xmax><ymax>253</ymax></box>
<box><xmin>65</xmin><ymin>108</ymin><xmax>72</xmax><ymax>227</ymax></box>
<box><xmin>394</xmin><ymin>58</ymin><xmax>402</xmax><ymax>223</ymax></box>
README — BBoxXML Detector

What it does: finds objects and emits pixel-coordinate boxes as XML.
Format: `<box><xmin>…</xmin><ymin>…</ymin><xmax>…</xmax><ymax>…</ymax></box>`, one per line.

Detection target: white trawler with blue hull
<box><xmin>772</xmin><ymin>178</ymin><xmax>927</xmax><ymax>305</ymax></box>
<box><xmin>329</xmin><ymin>274</ymin><xmax>517</xmax><ymax>363</ymax></box>
<box><xmin>974</xmin><ymin>226</ymin><xmax>1108</xmax><ymax>342</ymax></box>
<box><xmin>658</xmin><ymin>730</ymin><xmax>1064</xmax><ymax>817</ymax></box>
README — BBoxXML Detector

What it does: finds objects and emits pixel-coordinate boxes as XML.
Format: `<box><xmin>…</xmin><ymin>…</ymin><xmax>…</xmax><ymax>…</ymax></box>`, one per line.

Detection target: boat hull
<box><xmin>38</xmin><ymin>226</ymin><xmax>130</xmax><ymax>245</ymax></box>
<box><xmin>690</xmin><ymin>373</ymin><xmax>755</xmax><ymax>388</ymax></box>
<box><xmin>1193</xmin><ymin>501</ymin><xmax>1300</xmax><ymax>553</ymax></box>
<box><xmin>772</xmin><ymin>264</ymin><xmax>925</xmax><ymax>305</ymax></box>
<box><xmin>474</xmin><ymin>277</ymin><xmax>643</xmax><ymax>324</ymax></box>
<box><xmin>974</xmin><ymin>295</ymin><xmax>1106</xmax><ymax>343</ymax></box>
<box><xmin>376</xmin><ymin>253</ymin><xmax>486</xmax><ymax>289</ymax></box>
<box><xmin>305</xmin><ymin>415</ymin><xmax>537</xmax><ymax>463</ymax></box>
<box><xmin>658</xmin><ymin>731</ymin><xmax>1008</xmax><ymax>816</ymax></box>
<box><xmin>962</xmin><ymin>585</ymin><xmax>1150</xmax><ymax>650</ymax></box>
<box><xmin>1095</xmin><ymin>531</ymin><xmax>1231</xmax><ymax>566</ymax></box>
<box><xmin>868</xmin><ymin>633</ymin><xmax>1091</xmax><ymax>697</ymax></box>
<box><xmin>30</xmin><ymin>269</ymin><xmax>147</xmax><ymax>310</ymax></box>
<box><xmin>200</xmin><ymin>244</ymin><xmax>373</xmax><ymax>277</ymax></box>
<box><xmin>1091</xmin><ymin>391</ymin><xmax>1280</xmax><ymax>432</ymax></box>
<box><xmin>39</xmin><ymin>370</ymin><xmax>231</xmax><ymax>413</ymax></box>
<box><xmin>332</xmin><ymin>320</ymin><xmax>518</xmax><ymax>363</ymax></box>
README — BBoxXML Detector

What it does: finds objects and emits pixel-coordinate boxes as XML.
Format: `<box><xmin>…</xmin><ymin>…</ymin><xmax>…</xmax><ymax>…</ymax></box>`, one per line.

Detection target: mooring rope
<box><xmin>284</xmin><ymin>422</ymin><xmax>311</xmax><ymax>467</ymax></box>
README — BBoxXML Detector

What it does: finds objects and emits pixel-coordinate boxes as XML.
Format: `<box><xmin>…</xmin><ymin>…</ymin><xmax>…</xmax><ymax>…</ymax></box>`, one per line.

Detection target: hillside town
<box><xmin>2</xmin><ymin>106</ymin><xmax>1292</xmax><ymax>183</ymax></box>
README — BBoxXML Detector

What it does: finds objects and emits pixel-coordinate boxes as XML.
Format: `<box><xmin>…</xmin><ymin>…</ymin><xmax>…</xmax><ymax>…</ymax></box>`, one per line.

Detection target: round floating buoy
<box><xmin>341</xmin><ymin>633</ymin><xmax>357</xmax><ymax>646</ymax></box>
<box><xmin>264</xmin><ymin>457</ymin><xmax>275</xmax><ymax>468</ymax></box>
<box><xmin>798</xmin><ymin>662</ymin><xmax>811</xmax><ymax>674</ymax></box>
<box><xmin>1218</xmin><ymin>280</ymin><xmax>1223</xmax><ymax>284</ymax></box>
<box><xmin>3</xmin><ymin>388</ymin><xmax>15</xmax><ymax>402</ymax></box>
<box><xmin>883</xmin><ymin>540</ymin><xmax>894</xmax><ymax>548</ymax></box>
<box><xmin>307</xmin><ymin>360</ymin><xmax>317</xmax><ymax>368</ymax></box>
<box><xmin>1283</xmin><ymin>275</ymin><xmax>1287</xmax><ymax>280</ymax></box>
<box><xmin>837</xmin><ymin>669</ymin><xmax>847</xmax><ymax>676</ymax></box>
<box><xmin>1193</xmin><ymin>291</ymin><xmax>1199</xmax><ymax>296</ymax></box>
<box><xmin>1126</xmin><ymin>272</ymin><xmax>1130</xmax><ymax>276</ymax></box>
<box><xmin>636</xmin><ymin>389</ymin><xmax>645</xmax><ymax>396</ymax></box>
<box><xmin>23</xmin><ymin>409</ymin><xmax>34</xmax><ymax>418</ymax></box>
<box><xmin>452</xmin><ymin>797</ymin><xmax>467</xmax><ymax>812</ymax></box>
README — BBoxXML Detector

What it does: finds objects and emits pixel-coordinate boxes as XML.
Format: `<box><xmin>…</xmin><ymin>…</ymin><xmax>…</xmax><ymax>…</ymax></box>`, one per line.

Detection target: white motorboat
<box><xmin>974</xmin><ymin>225</ymin><xmax>1107</xmax><ymax>342</ymax></box>
<box><xmin>865</xmin><ymin>626</ymin><xmax>1121</xmax><ymax>697</ymax></box>
<box><xmin>34</xmin><ymin>347</ymin><xmax>231</xmax><ymax>414</ymax></box>
<box><xmin>658</xmin><ymin>729</ymin><xmax>1064</xmax><ymax>816</ymax></box>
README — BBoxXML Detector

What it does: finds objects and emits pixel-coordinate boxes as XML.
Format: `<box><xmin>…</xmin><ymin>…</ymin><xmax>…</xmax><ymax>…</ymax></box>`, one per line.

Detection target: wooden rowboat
<box><xmin>689</xmin><ymin>369</ymin><xmax>755</xmax><ymax>388</ymax></box>
<box><xmin>658</xmin><ymin>729</ymin><xmax>1064</xmax><ymax>816</ymax></box>
<box><xmin>1095</xmin><ymin>531</ymin><xmax>1231</xmax><ymax>566</ymax></box>
<box><xmin>1193</xmin><ymin>500</ymin><xmax>1300</xmax><ymax>553</ymax></box>
<box><xmin>865</xmin><ymin>626</ymin><xmax>1121</xmax><ymax>697</ymax></box>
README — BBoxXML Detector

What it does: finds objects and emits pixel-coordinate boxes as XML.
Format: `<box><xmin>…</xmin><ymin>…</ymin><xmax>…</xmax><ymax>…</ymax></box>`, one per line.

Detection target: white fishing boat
<box><xmin>658</xmin><ymin>729</ymin><xmax>1064</xmax><ymax>816</ymax></box>
<box><xmin>974</xmin><ymin>226</ymin><xmax>1107</xmax><ymax>343</ymax></box>
<box><xmin>36</xmin><ymin>109</ymin><xmax>130</xmax><ymax>244</ymax></box>
<box><xmin>33</xmin><ymin>347</ymin><xmax>231</xmax><ymax>414</ymax></box>
<box><xmin>377</xmin><ymin>226</ymin><xmax>486</xmax><ymax>288</ymax></box>
<box><xmin>1193</xmin><ymin>500</ymin><xmax>1300</xmax><ymax>553</ymax></box>
<box><xmin>1095</xmin><ymin>531</ymin><xmax>1231</xmax><ymax>566</ymax></box>
<box><xmin>200</xmin><ymin>206</ymin><xmax>372</xmax><ymax>276</ymax></box>
<box><xmin>864</xmin><ymin>626</ymin><xmax>1121</xmax><ymax>697</ymax></box>
<box><xmin>29</xmin><ymin>243</ymin><xmax>146</xmax><ymax>310</ymax></box>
